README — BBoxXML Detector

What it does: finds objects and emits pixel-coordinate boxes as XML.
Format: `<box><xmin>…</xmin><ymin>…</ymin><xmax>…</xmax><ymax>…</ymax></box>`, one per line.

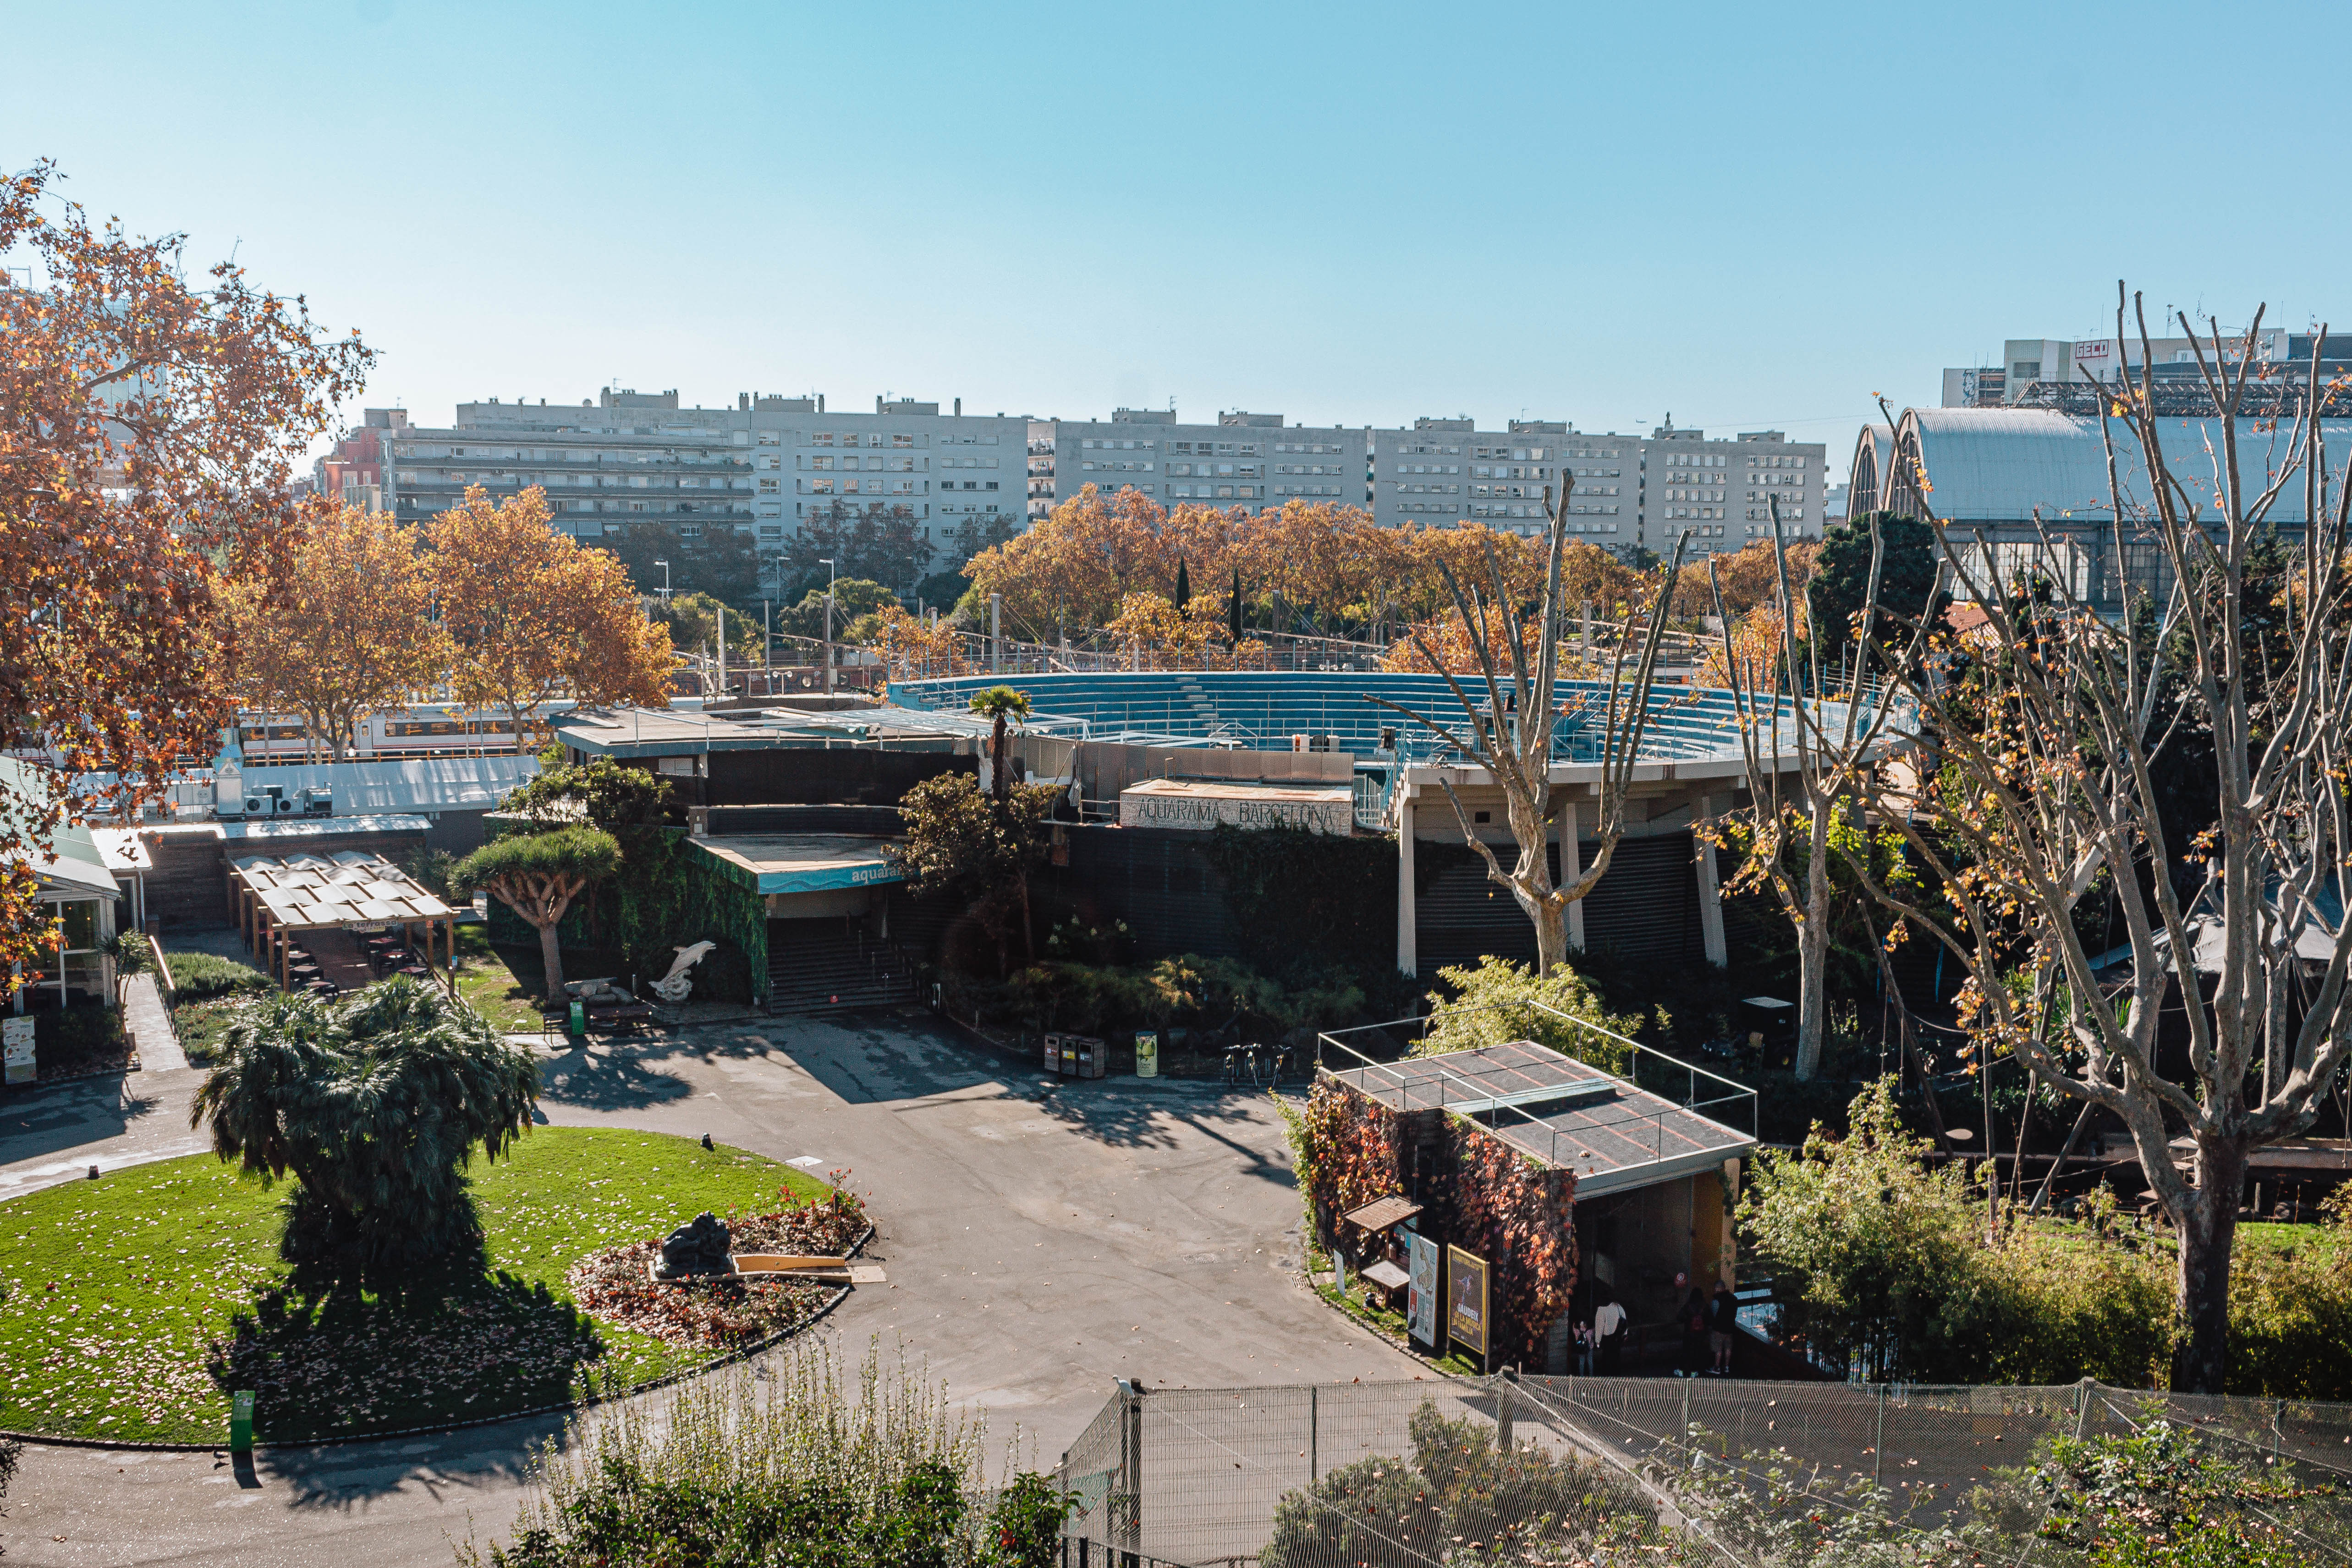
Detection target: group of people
<box><xmin>1570</xmin><ymin>1273</ymin><xmax>1740</xmax><ymax>1377</ymax></box>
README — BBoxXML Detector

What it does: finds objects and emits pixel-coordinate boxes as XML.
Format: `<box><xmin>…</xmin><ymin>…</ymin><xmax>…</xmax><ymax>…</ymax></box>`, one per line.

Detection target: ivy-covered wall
<box><xmin>1300</xmin><ymin>1076</ymin><xmax>1577</xmax><ymax>1369</ymax></box>
<box><xmin>487</xmin><ymin>828</ymin><xmax>769</xmax><ymax>1002</ymax></box>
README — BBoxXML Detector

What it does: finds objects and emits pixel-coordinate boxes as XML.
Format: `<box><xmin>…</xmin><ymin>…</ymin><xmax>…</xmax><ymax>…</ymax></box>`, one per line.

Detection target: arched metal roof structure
<box><xmin>1845</xmin><ymin>406</ymin><xmax>2352</xmax><ymax>611</ymax></box>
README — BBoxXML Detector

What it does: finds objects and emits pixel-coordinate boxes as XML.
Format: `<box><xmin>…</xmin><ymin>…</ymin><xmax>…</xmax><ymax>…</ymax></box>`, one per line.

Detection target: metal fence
<box><xmin>1054</xmin><ymin>1374</ymin><xmax>2352</xmax><ymax>1568</ymax></box>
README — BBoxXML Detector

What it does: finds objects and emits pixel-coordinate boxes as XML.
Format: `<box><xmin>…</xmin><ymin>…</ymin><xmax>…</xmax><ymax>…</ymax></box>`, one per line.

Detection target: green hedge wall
<box><xmin>487</xmin><ymin>827</ymin><xmax>768</xmax><ymax>1003</ymax></box>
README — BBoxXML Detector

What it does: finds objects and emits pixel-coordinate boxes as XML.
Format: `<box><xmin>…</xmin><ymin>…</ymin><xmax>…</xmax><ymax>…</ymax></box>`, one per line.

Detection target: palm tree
<box><xmin>967</xmin><ymin>685</ymin><xmax>1031</xmax><ymax>806</ymax></box>
<box><xmin>190</xmin><ymin>976</ymin><xmax>538</xmax><ymax>1279</ymax></box>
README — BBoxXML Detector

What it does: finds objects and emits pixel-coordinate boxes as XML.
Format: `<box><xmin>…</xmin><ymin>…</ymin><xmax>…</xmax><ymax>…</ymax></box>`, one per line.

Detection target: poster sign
<box><xmin>1446</xmin><ymin>1244</ymin><xmax>1489</xmax><ymax>1360</ymax></box>
<box><xmin>1405</xmin><ymin>1232</ymin><xmax>1440</xmax><ymax>1347</ymax></box>
<box><xmin>3</xmin><ymin>1016</ymin><xmax>34</xmax><ymax>1087</ymax></box>
<box><xmin>1133</xmin><ymin>1032</ymin><xmax>1159</xmax><ymax>1078</ymax></box>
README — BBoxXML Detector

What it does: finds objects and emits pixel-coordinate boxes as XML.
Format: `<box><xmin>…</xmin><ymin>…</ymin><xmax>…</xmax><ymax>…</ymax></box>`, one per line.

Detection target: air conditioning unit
<box><xmin>301</xmin><ymin>787</ymin><xmax>333</xmax><ymax>817</ymax></box>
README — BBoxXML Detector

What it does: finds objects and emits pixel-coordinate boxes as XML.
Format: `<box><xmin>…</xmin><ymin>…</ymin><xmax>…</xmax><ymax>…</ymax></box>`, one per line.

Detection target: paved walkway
<box><xmin>121</xmin><ymin>972</ymin><xmax>186</xmax><ymax>1072</ymax></box>
<box><xmin>0</xmin><ymin>1010</ymin><xmax>1417</xmax><ymax>1566</ymax></box>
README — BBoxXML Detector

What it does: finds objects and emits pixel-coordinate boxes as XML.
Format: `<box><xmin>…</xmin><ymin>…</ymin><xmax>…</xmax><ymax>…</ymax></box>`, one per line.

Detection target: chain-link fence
<box><xmin>1053</xmin><ymin>1375</ymin><xmax>2352</xmax><ymax>1568</ymax></box>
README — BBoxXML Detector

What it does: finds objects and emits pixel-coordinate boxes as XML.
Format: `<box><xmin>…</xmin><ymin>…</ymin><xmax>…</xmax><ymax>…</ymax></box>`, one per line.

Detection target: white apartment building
<box><xmin>1370</xmin><ymin>417</ymin><xmax>1824</xmax><ymax>558</ymax></box>
<box><xmin>1650</xmin><ymin>421</ymin><xmax>1828</xmax><ymax>555</ymax></box>
<box><xmin>1028</xmin><ymin>408</ymin><xmax>1371</xmax><ymax>522</ymax></box>
<box><xmin>385</xmin><ymin>388</ymin><xmax>1025</xmax><ymax>551</ymax></box>
<box><xmin>385</xmin><ymin>388</ymin><xmax>1823</xmax><ymax>563</ymax></box>
<box><xmin>1937</xmin><ymin>327</ymin><xmax>2350</xmax><ymax>408</ymax></box>
<box><xmin>1371</xmin><ymin>418</ymin><xmax>1632</xmax><ymax>541</ymax></box>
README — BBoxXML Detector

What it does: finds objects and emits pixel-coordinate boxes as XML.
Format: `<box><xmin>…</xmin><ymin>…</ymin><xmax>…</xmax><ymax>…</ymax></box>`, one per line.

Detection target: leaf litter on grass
<box><xmin>0</xmin><ymin>1127</ymin><xmax>832</xmax><ymax>1441</ymax></box>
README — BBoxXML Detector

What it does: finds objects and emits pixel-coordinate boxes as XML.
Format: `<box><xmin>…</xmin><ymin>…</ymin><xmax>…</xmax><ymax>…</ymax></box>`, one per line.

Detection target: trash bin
<box><xmin>1133</xmin><ymin>1031</ymin><xmax>1159</xmax><ymax>1078</ymax></box>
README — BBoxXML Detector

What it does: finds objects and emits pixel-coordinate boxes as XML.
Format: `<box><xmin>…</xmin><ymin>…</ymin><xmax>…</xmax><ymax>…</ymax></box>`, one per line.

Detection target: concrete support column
<box><xmin>1396</xmin><ymin>787</ymin><xmax>1418</xmax><ymax>977</ymax></box>
<box><xmin>1559</xmin><ymin>797</ymin><xmax>1584</xmax><ymax>953</ymax></box>
<box><xmin>1695</xmin><ymin>794</ymin><xmax>1728</xmax><ymax>967</ymax></box>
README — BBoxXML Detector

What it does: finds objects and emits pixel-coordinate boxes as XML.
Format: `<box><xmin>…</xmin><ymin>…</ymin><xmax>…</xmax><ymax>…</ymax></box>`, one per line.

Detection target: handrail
<box><xmin>146</xmin><ymin>933</ymin><xmax>176</xmax><ymax>999</ymax></box>
<box><xmin>1312</xmin><ymin>997</ymin><xmax>1759</xmax><ymax>1176</ymax></box>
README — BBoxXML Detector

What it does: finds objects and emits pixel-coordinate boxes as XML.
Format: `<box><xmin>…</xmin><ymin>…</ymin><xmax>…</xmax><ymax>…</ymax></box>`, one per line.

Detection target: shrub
<box><xmin>467</xmin><ymin>1340</ymin><xmax>1061</xmax><ymax>1568</ymax></box>
<box><xmin>30</xmin><ymin>1003</ymin><xmax>129</xmax><ymax>1075</ymax></box>
<box><xmin>980</xmin><ymin>953</ymin><xmax>1363</xmax><ymax>1040</ymax></box>
<box><xmin>1259</xmin><ymin>1398</ymin><xmax>1660</xmax><ymax>1568</ymax></box>
<box><xmin>1421</xmin><ymin>953</ymin><xmax>1640</xmax><ymax>1072</ymax></box>
<box><xmin>163</xmin><ymin>951</ymin><xmax>273</xmax><ymax>1003</ymax></box>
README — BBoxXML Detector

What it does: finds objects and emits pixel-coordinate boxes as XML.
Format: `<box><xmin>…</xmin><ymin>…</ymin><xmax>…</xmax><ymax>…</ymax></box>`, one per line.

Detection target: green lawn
<box><xmin>448</xmin><ymin>924</ymin><xmax>632</xmax><ymax>1033</ymax></box>
<box><xmin>1315</xmin><ymin>1276</ymin><xmax>1481</xmax><ymax>1376</ymax></box>
<box><xmin>0</xmin><ymin>1128</ymin><xmax>829</xmax><ymax>1444</ymax></box>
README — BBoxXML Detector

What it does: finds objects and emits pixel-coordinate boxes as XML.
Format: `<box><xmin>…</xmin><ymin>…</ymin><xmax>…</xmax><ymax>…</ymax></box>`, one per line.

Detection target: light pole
<box><xmin>819</xmin><ymin>557</ymin><xmax>837</xmax><ymax>695</ymax></box>
<box><xmin>655</xmin><ymin>559</ymin><xmax>671</xmax><ymax>605</ymax></box>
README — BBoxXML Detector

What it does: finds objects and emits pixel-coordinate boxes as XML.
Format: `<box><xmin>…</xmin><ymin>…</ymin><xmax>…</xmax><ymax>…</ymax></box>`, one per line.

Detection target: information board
<box><xmin>1445</xmin><ymin>1244</ymin><xmax>1489</xmax><ymax>1360</ymax></box>
<box><xmin>1405</xmin><ymin>1232</ymin><xmax>1440</xmax><ymax>1347</ymax></box>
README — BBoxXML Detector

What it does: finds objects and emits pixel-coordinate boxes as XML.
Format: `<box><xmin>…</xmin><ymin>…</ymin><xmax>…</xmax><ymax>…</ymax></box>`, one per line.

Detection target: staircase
<box><xmin>765</xmin><ymin>919</ymin><xmax>920</xmax><ymax>1016</ymax></box>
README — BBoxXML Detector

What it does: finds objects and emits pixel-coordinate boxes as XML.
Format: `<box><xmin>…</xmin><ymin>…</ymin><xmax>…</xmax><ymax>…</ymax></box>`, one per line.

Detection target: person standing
<box><xmin>1709</xmin><ymin>1279</ymin><xmax>1740</xmax><ymax>1375</ymax></box>
<box><xmin>1677</xmin><ymin>1273</ymin><xmax>1709</xmax><ymax>1377</ymax></box>
<box><xmin>1592</xmin><ymin>1287</ymin><xmax>1626</xmax><ymax>1374</ymax></box>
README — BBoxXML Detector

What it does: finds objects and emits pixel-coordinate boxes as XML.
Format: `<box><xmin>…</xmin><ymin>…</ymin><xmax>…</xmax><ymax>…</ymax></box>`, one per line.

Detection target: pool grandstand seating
<box><xmin>885</xmin><ymin>671</ymin><xmax>1874</xmax><ymax>767</ymax></box>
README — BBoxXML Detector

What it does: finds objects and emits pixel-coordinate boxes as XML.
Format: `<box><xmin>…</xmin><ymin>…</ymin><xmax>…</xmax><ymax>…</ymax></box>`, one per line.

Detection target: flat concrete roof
<box><xmin>556</xmin><ymin>707</ymin><xmax>786</xmax><ymax>759</ymax></box>
<box><xmin>1326</xmin><ymin>1039</ymin><xmax>1755</xmax><ymax>1198</ymax></box>
<box><xmin>219</xmin><ymin>814</ymin><xmax>431</xmax><ymax>841</ymax></box>
<box><xmin>1120</xmin><ymin>779</ymin><xmax>1353</xmax><ymax>803</ymax></box>
<box><xmin>688</xmin><ymin>834</ymin><xmax>903</xmax><ymax>896</ymax></box>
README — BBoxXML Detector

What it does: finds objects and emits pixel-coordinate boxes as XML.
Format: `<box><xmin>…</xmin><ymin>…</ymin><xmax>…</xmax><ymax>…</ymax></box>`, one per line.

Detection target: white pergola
<box><xmin>227</xmin><ymin>851</ymin><xmax>458</xmax><ymax>996</ymax></box>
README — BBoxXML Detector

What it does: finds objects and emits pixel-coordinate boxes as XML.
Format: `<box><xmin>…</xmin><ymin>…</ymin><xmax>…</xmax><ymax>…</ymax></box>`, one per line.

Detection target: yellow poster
<box><xmin>1446</xmin><ymin>1244</ymin><xmax>1488</xmax><ymax>1358</ymax></box>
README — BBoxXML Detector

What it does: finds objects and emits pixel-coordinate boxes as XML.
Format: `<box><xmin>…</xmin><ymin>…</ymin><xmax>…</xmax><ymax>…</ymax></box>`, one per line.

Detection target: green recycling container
<box><xmin>230</xmin><ymin>1389</ymin><xmax>255</xmax><ymax>1452</ymax></box>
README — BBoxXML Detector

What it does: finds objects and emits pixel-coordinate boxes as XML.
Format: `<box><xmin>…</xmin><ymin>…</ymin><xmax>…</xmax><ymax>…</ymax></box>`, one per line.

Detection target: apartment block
<box><xmin>1368</xmin><ymin>416</ymin><xmax>1824</xmax><ymax>558</ymax></box>
<box><xmin>1938</xmin><ymin>326</ymin><xmax>2344</xmax><ymax>408</ymax></box>
<box><xmin>383</xmin><ymin>389</ymin><xmax>1024</xmax><ymax>551</ymax></box>
<box><xmin>1028</xmin><ymin>408</ymin><xmax>1370</xmax><ymax>522</ymax></box>
<box><xmin>1371</xmin><ymin>418</ymin><xmax>1632</xmax><ymax>543</ymax></box>
<box><xmin>1650</xmin><ymin>421</ymin><xmax>1828</xmax><ymax>556</ymax></box>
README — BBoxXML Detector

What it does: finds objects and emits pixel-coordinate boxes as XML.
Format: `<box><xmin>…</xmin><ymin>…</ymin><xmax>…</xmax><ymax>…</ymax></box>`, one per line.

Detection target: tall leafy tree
<box><xmin>190</xmin><ymin>976</ymin><xmax>537</xmax><ymax>1280</ymax></box>
<box><xmin>602</xmin><ymin>520</ymin><xmax>760</xmax><ymax>607</ymax></box>
<box><xmin>222</xmin><ymin>503</ymin><xmax>452</xmax><ymax>760</ymax></box>
<box><xmin>889</xmin><ymin>773</ymin><xmax>1058</xmax><ymax>975</ymax></box>
<box><xmin>451</xmin><ymin>825</ymin><xmax>621</xmax><ymax>999</ymax></box>
<box><xmin>1846</xmin><ymin>293</ymin><xmax>2352</xmax><ymax>1391</ymax></box>
<box><xmin>781</xmin><ymin>501</ymin><xmax>934</xmax><ymax>597</ymax></box>
<box><xmin>426</xmin><ymin>485</ymin><xmax>673</xmax><ymax>748</ymax></box>
<box><xmin>1807</xmin><ymin>511</ymin><xmax>1941</xmax><ymax>663</ymax></box>
<box><xmin>0</xmin><ymin>160</ymin><xmax>369</xmax><ymax>978</ymax></box>
<box><xmin>1371</xmin><ymin>484</ymin><xmax>1687</xmax><ymax>974</ymax></box>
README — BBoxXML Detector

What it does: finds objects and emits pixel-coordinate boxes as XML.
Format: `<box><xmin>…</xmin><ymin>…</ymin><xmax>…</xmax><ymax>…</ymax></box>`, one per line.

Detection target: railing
<box><xmin>1314</xmin><ymin>997</ymin><xmax>1758</xmax><ymax>1177</ymax></box>
<box><xmin>1055</xmin><ymin>1373</ymin><xmax>2352</xmax><ymax>1567</ymax></box>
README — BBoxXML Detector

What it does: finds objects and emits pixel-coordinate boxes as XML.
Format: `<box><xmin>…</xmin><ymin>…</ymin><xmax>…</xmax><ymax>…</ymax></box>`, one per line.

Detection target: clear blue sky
<box><xmin>9</xmin><ymin>1</ymin><xmax>2348</xmax><ymax>480</ymax></box>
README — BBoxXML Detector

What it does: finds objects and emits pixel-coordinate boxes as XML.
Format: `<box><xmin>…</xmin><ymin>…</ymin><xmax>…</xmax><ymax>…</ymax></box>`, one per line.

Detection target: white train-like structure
<box><xmin>231</xmin><ymin>701</ymin><xmax>578</xmax><ymax>765</ymax></box>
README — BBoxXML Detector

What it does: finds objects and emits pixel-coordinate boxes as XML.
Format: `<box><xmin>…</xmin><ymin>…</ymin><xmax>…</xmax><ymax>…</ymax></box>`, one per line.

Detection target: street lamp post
<box><xmin>819</xmin><ymin>557</ymin><xmax>837</xmax><ymax>696</ymax></box>
<box><xmin>654</xmin><ymin>559</ymin><xmax>671</xmax><ymax>605</ymax></box>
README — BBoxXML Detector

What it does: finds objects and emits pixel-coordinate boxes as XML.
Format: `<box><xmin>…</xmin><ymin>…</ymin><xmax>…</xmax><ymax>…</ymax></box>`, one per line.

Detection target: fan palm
<box><xmin>190</xmin><ymin>976</ymin><xmax>539</xmax><ymax>1280</ymax></box>
<box><xmin>967</xmin><ymin>685</ymin><xmax>1030</xmax><ymax>805</ymax></box>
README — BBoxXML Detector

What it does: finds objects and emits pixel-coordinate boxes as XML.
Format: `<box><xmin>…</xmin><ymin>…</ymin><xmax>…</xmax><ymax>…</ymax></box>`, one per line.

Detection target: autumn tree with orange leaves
<box><xmin>961</xmin><ymin>483</ymin><xmax>1639</xmax><ymax>645</ymax></box>
<box><xmin>223</xmin><ymin>504</ymin><xmax>453</xmax><ymax>761</ymax></box>
<box><xmin>0</xmin><ymin>161</ymin><xmax>370</xmax><ymax>980</ymax></box>
<box><xmin>425</xmin><ymin>486</ymin><xmax>675</xmax><ymax>751</ymax></box>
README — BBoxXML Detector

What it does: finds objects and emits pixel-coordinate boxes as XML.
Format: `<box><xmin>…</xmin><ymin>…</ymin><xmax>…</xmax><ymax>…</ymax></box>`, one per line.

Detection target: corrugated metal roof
<box><xmin>1900</xmin><ymin>407</ymin><xmax>2352</xmax><ymax>524</ymax></box>
<box><xmin>226</xmin><ymin>756</ymin><xmax>538</xmax><ymax>814</ymax></box>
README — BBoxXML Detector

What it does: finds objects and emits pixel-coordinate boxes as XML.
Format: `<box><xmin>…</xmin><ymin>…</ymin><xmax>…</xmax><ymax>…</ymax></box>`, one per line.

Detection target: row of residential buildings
<box><xmin>314</xmin><ymin>388</ymin><xmax>1833</xmax><ymax>565</ymax></box>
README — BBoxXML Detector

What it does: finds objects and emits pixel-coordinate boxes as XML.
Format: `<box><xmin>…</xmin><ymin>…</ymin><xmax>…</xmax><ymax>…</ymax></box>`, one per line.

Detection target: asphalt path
<box><xmin>0</xmin><ymin>1010</ymin><xmax>1417</xmax><ymax>1565</ymax></box>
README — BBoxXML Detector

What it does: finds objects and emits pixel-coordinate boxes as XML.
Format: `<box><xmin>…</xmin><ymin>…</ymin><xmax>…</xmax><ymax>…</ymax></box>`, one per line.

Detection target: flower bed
<box><xmin>566</xmin><ymin>1179</ymin><xmax>869</xmax><ymax>1349</ymax></box>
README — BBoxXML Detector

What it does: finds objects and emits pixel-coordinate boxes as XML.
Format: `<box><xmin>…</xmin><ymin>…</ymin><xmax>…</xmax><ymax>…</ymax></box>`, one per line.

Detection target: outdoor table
<box><xmin>1358</xmin><ymin>1257</ymin><xmax>1410</xmax><ymax>1309</ymax></box>
<box><xmin>397</xmin><ymin>964</ymin><xmax>429</xmax><ymax>979</ymax></box>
